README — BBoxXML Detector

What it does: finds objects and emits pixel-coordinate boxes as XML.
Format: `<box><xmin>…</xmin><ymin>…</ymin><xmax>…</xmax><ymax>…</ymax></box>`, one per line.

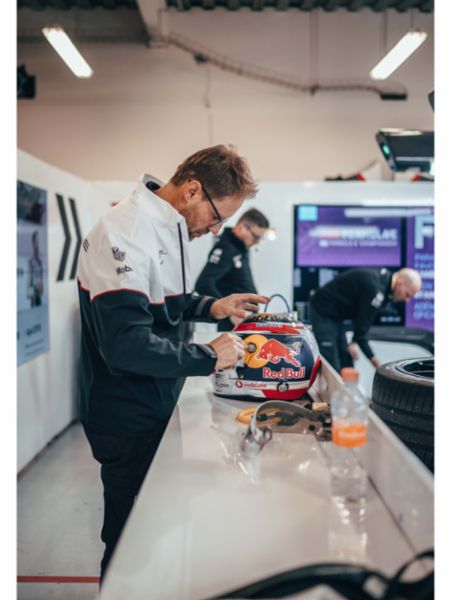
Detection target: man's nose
<box><xmin>209</xmin><ymin>223</ymin><xmax>222</xmax><ymax>235</ymax></box>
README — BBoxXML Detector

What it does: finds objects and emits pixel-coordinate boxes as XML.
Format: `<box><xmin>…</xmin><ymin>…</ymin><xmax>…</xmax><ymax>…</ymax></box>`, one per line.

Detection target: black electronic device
<box><xmin>428</xmin><ymin>89</ymin><xmax>434</xmax><ymax>111</ymax></box>
<box><xmin>376</xmin><ymin>129</ymin><xmax>434</xmax><ymax>173</ymax></box>
<box><xmin>17</xmin><ymin>65</ymin><xmax>36</xmax><ymax>99</ymax></box>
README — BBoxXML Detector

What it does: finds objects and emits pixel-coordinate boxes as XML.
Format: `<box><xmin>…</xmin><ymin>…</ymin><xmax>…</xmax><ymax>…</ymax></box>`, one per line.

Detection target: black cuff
<box><xmin>197</xmin><ymin>343</ymin><xmax>218</xmax><ymax>372</ymax></box>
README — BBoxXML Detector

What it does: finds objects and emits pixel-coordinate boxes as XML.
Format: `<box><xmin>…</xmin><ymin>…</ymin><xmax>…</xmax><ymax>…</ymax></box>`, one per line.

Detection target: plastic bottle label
<box><xmin>332</xmin><ymin>423</ymin><xmax>368</xmax><ymax>447</ymax></box>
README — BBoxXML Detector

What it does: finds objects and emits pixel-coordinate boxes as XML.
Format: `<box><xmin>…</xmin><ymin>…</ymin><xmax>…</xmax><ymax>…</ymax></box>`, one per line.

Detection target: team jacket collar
<box><xmin>133</xmin><ymin>174</ymin><xmax>186</xmax><ymax>231</ymax></box>
<box><xmin>222</xmin><ymin>227</ymin><xmax>248</xmax><ymax>253</ymax></box>
<box><xmin>380</xmin><ymin>268</ymin><xmax>394</xmax><ymax>300</ymax></box>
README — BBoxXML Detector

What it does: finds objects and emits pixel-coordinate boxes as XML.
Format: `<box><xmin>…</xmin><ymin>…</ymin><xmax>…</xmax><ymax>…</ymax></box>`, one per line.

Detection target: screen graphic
<box><xmin>294</xmin><ymin>205</ymin><xmax>434</xmax><ymax>331</ymax></box>
<box><xmin>405</xmin><ymin>213</ymin><xmax>434</xmax><ymax>330</ymax></box>
<box><xmin>296</xmin><ymin>206</ymin><xmax>402</xmax><ymax>267</ymax></box>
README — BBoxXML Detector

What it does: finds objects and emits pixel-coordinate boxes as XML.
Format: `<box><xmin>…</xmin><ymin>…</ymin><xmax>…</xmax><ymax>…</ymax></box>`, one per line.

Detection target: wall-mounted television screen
<box><xmin>293</xmin><ymin>205</ymin><xmax>434</xmax><ymax>331</ymax></box>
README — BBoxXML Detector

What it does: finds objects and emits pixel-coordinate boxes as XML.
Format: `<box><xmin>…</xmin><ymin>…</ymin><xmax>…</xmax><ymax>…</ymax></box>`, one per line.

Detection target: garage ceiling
<box><xmin>17</xmin><ymin>0</ymin><xmax>433</xmax><ymax>12</ymax></box>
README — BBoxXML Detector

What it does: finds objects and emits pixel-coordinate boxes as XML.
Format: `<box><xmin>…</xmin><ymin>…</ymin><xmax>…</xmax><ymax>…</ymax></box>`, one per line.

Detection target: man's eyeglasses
<box><xmin>201</xmin><ymin>183</ymin><xmax>226</xmax><ymax>227</ymax></box>
<box><xmin>244</xmin><ymin>223</ymin><xmax>265</xmax><ymax>243</ymax></box>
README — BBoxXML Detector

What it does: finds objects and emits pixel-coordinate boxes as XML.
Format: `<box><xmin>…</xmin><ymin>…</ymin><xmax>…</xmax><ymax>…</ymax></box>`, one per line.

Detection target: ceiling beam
<box><xmin>299</xmin><ymin>0</ymin><xmax>316</xmax><ymax>10</ymax></box>
<box><xmin>275</xmin><ymin>0</ymin><xmax>290</xmax><ymax>10</ymax></box>
<box><xmin>323</xmin><ymin>0</ymin><xmax>337</xmax><ymax>11</ymax></box>
<box><xmin>51</xmin><ymin>0</ymin><xmax>71</xmax><ymax>9</ymax></box>
<box><xmin>225</xmin><ymin>0</ymin><xmax>240</xmax><ymax>9</ymax></box>
<box><xmin>100</xmin><ymin>0</ymin><xmax>120</xmax><ymax>8</ymax></box>
<box><xmin>371</xmin><ymin>0</ymin><xmax>388</xmax><ymax>11</ymax></box>
<box><xmin>251</xmin><ymin>0</ymin><xmax>265</xmax><ymax>10</ymax></box>
<box><xmin>396</xmin><ymin>0</ymin><xmax>415</xmax><ymax>11</ymax></box>
<box><xmin>348</xmin><ymin>0</ymin><xmax>366</xmax><ymax>11</ymax></box>
<box><xmin>19</xmin><ymin>0</ymin><xmax>46</xmax><ymax>8</ymax></box>
<box><xmin>77</xmin><ymin>0</ymin><xmax>95</xmax><ymax>9</ymax></box>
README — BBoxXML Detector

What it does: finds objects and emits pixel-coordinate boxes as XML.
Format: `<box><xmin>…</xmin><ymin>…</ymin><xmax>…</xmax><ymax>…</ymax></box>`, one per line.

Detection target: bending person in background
<box><xmin>195</xmin><ymin>208</ymin><xmax>270</xmax><ymax>331</ymax></box>
<box><xmin>77</xmin><ymin>145</ymin><xmax>269</xmax><ymax>583</ymax></box>
<box><xmin>309</xmin><ymin>267</ymin><xmax>421</xmax><ymax>374</ymax></box>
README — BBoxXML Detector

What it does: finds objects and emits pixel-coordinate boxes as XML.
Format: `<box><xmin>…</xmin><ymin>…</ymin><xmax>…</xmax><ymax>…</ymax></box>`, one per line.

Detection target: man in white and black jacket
<box><xmin>195</xmin><ymin>208</ymin><xmax>270</xmax><ymax>331</ymax></box>
<box><xmin>309</xmin><ymin>267</ymin><xmax>421</xmax><ymax>374</ymax></box>
<box><xmin>77</xmin><ymin>145</ymin><xmax>269</xmax><ymax>582</ymax></box>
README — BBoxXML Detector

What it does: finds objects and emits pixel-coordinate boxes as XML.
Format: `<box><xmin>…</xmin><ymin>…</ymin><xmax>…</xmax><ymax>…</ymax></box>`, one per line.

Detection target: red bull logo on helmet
<box><xmin>262</xmin><ymin>367</ymin><xmax>305</xmax><ymax>379</ymax></box>
<box><xmin>255</xmin><ymin>339</ymin><xmax>302</xmax><ymax>368</ymax></box>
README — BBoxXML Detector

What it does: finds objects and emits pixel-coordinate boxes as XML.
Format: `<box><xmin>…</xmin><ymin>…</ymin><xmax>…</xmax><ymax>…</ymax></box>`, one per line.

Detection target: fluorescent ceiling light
<box><xmin>42</xmin><ymin>27</ymin><xmax>93</xmax><ymax>78</ymax></box>
<box><xmin>370</xmin><ymin>31</ymin><xmax>427</xmax><ymax>80</ymax></box>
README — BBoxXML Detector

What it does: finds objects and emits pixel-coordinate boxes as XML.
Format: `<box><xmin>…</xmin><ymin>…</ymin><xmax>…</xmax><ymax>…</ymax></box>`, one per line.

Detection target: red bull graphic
<box><xmin>262</xmin><ymin>367</ymin><xmax>305</xmax><ymax>379</ymax></box>
<box><xmin>255</xmin><ymin>339</ymin><xmax>302</xmax><ymax>368</ymax></box>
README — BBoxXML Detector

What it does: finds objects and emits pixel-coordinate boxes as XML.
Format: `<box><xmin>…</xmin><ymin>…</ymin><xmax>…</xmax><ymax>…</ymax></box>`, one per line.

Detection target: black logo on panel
<box><xmin>56</xmin><ymin>194</ymin><xmax>83</xmax><ymax>281</ymax></box>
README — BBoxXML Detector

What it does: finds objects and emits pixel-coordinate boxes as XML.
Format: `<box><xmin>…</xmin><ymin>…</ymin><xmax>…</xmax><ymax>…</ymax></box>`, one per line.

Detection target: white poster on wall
<box><xmin>17</xmin><ymin>180</ymin><xmax>50</xmax><ymax>365</ymax></box>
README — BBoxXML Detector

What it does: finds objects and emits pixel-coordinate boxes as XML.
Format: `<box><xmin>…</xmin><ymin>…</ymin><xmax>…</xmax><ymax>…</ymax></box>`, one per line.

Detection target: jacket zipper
<box><xmin>177</xmin><ymin>223</ymin><xmax>187</xmax><ymax>296</ymax></box>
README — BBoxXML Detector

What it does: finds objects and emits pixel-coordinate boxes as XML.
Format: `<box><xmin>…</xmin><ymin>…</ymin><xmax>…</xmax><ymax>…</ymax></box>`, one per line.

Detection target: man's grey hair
<box><xmin>396</xmin><ymin>268</ymin><xmax>422</xmax><ymax>289</ymax></box>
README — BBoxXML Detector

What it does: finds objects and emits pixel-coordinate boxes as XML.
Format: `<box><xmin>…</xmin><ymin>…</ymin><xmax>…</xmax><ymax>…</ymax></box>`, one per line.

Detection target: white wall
<box><xmin>17</xmin><ymin>151</ymin><xmax>111</xmax><ymax>471</ymax></box>
<box><xmin>17</xmin><ymin>8</ymin><xmax>433</xmax><ymax>182</ymax></box>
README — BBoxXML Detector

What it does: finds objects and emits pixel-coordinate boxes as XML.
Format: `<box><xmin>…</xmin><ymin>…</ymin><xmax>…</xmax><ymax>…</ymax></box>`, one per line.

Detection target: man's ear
<box><xmin>183</xmin><ymin>179</ymin><xmax>202</xmax><ymax>202</ymax></box>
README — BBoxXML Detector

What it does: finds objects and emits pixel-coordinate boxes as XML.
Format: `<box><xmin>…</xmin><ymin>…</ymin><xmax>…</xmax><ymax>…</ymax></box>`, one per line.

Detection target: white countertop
<box><xmin>99</xmin><ymin>375</ymin><xmax>432</xmax><ymax>600</ymax></box>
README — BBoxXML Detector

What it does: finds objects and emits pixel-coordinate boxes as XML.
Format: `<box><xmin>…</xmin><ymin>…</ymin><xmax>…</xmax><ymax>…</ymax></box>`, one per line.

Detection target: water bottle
<box><xmin>330</xmin><ymin>368</ymin><xmax>369</xmax><ymax>504</ymax></box>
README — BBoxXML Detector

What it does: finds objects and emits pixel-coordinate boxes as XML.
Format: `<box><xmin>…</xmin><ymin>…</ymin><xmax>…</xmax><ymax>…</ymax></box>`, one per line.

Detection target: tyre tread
<box><xmin>371</xmin><ymin>360</ymin><xmax>434</xmax><ymax>472</ymax></box>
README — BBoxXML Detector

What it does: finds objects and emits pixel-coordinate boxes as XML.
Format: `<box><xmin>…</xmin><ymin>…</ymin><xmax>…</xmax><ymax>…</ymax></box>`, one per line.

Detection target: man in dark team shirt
<box><xmin>195</xmin><ymin>208</ymin><xmax>269</xmax><ymax>331</ymax></box>
<box><xmin>309</xmin><ymin>267</ymin><xmax>421</xmax><ymax>373</ymax></box>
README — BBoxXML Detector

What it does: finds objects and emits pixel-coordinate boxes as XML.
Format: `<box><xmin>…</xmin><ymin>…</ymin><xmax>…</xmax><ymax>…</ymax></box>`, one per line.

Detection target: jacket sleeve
<box><xmin>183</xmin><ymin>293</ymin><xmax>218</xmax><ymax>322</ymax></box>
<box><xmin>195</xmin><ymin>243</ymin><xmax>234</xmax><ymax>298</ymax></box>
<box><xmin>351</xmin><ymin>286</ymin><xmax>384</xmax><ymax>360</ymax></box>
<box><xmin>89</xmin><ymin>290</ymin><xmax>217</xmax><ymax>377</ymax></box>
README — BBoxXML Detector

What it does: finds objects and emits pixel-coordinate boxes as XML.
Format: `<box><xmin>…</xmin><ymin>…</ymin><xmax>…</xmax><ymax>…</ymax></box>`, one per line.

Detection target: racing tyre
<box><xmin>371</xmin><ymin>358</ymin><xmax>434</xmax><ymax>472</ymax></box>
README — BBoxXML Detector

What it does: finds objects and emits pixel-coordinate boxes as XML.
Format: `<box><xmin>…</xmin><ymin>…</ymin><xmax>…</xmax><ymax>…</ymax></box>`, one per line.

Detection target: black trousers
<box><xmin>83</xmin><ymin>424</ymin><xmax>166</xmax><ymax>583</ymax></box>
<box><xmin>309</xmin><ymin>304</ymin><xmax>353</xmax><ymax>375</ymax></box>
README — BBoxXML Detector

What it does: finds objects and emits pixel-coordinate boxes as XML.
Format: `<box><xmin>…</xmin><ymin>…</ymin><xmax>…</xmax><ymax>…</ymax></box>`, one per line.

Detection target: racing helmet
<box><xmin>214</xmin><ymin>313</ymin><xmax>321</xmax><ymax>401</ymax></box>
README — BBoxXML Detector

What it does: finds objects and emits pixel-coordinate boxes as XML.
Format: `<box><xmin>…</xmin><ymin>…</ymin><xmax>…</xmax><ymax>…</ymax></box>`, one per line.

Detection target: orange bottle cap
<box><xmin>340</xmin><ymin>367</ymin><xmax>359</xmax><ymax>382</ymax></box>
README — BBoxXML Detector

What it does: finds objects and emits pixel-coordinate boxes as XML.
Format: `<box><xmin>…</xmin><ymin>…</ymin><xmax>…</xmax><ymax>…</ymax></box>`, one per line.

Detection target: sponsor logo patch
<box><xmin>209</xmin><ymin>248</ymin><xmax>223</xmax><ymax>264</ymax></box>
<box><xmin>112</xmin><ymin>246</ymin><xmax>126</xmax><ymax>262</ymax></box>
<box><xmin>116</xmin><ymin>265</ymin><xmax>133</xmax><ymax>275</ymax></box>
<box><xmin>371</xmin><ymin>291</ymin><xmax>384</xmax><ymax>308</ymax></box>
<box><xmin>236</xmin><ymin>381</ymin><xmax>268</xmax><ymax>389</ymax></box>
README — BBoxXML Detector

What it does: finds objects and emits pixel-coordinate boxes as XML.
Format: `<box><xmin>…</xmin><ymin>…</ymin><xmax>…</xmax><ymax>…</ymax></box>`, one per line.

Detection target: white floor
<box><xmin>17</xmin><ymin>423</ymin><xmax>104</xmax><ymax>600</ymax></box>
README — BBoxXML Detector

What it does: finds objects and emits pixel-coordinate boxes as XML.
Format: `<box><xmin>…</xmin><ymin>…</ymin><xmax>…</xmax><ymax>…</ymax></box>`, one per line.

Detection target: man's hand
<box><xmin>210</xmin><ymin>293</ymin><xmax>271</xmax><ymax>321</ymax></box>
<box><xmin>208</xmin><ymin>333</ymin><xmax>245</xmax><ymax>370</ymax></box>
<box><xmin>229</xmin><ymin>315</ymin><xmax>244</xmax><ymax>327</ymax></box>
<box><xmin>347</xmin><ymin>342</ymin><xmax>360</xmax><ymax>360</ymax></box>
<box><xmin>370</xmin><ymin>356</ymin><xmax>381</xmax><ymax>369</ymax></box>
